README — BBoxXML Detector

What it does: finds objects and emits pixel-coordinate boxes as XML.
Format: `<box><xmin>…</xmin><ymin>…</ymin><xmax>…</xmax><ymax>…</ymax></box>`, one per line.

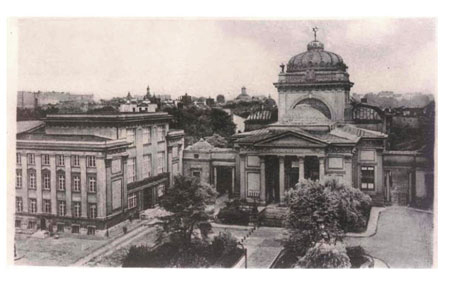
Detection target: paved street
<box><xmin>345</xmin><ymin>206</ymin><xmax>434</xmax><ymax>268</ymax></box>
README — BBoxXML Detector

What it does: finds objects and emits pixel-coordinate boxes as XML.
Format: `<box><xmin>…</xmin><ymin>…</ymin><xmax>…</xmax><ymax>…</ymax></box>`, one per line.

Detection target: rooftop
<box><xmin>17</xmin><ymin>133</ymin><xmax>112</xmax><ymax>142</ymax></box>
<box><xmin>17</xmin><ymin>120</ymin><xmax>45</xmax><ymax>134</ymax></box>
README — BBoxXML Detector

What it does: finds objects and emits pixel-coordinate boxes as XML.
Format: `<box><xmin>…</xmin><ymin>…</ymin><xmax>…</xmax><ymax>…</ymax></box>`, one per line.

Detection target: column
<box><xmin>239</xmin><ymin>155</ymin><xmax>246</xmax><ymax>199</ymax></box>
<box><xmin>64</xmin><ymin>155</ymin><xmax>72</xmax><ymax>217</ymax></box>
<box><xmin>319</xmin><ymin>157</ymin><xmax>325</xmax><ymax>182</ymax></box>
<box><xmin>298</xmin><ymin>156</ymin><xmax>304</xmax><ymax>183</ymax></box>
<box><xmin>231</xmin><ymin>167</ymin><xmax>235</xmax><ymax>197</ymax></box>
<box><xmin>260</xmin><ymin>157</ymin><xmax>266</xmax><ymax>203</ymax></box>
<box><xmin>214</xmin><ymin>166</ymin><xmax>218</xmax><ymax>189</ymax></box>
<box><xmin>279</xmin><ymin>156</ymin><xmax>285</xmax><ymax>203</ymax></box>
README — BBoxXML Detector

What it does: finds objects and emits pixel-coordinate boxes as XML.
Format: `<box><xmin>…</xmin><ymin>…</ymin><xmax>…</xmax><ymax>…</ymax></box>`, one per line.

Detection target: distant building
<box><xmin>119</xmin><ymin>101</ymin><xmax>158</xmax><ymax>113</ymax></box>
<box><xmin>15</xmin><ymin>112</ymin><xmax>184</xmax><ymax>236</ymax></box>
<box><xmin>235</xmin><ymin>86</ymin><xmax>251</xmax><ymax>102</ymax></box>
<box><xmin>17</xmin><ymin>91</ymin><xmax>94</xmax><ymax>110</ymax></box>
<box><xmin>244</xmin><ymin>109</ymin><xmax>278</xmax><ymax>132</ymax></box>
<box><xmin>206</xmin><ymin>97</ymin><xmax>215</xmax><ymax>107</ymax></box>
<box><xmin>180</xmin><ymin>93</ymin><xmax>192</xmax><ymax>105</ymax></box>
<box><xmin>216</xmin><ymin>94</ymin><xmax>225</xmax><ymax>104</ymax></box>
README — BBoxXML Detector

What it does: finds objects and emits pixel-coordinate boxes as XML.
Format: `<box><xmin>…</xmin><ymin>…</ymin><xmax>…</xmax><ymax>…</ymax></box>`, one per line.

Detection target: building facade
<box><xmin>15</xmin><ymin>112</ymin><xmax>184</xmax><ymax>235</ymax></box>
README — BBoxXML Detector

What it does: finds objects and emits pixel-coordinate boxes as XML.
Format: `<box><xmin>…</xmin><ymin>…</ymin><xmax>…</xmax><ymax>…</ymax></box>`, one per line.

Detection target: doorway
<box><xmin>304</xmin><ymin>156</ymin><xmax>319</xmax><ymax>181</ymax></box>
<box><xmin>285</xmin><ymin>156</ymin><xmax>299</xmax><ymax>190</ymax></box>
<box><xmin>265</xmin><ymin>156</ymin><xmax>280</xmax><ymax>203</ymax></box>
<box><xmin>216</xmin><ymin>167</ymin><xmax>232</xmax><ymax>197</ymax></box>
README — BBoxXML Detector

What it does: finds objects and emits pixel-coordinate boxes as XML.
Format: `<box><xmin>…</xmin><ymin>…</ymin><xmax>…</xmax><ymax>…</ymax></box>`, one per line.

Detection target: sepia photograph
<box><xmin>6</xmin><ymin>16</ymin><xmax>436</xmax><ymax>270</ymax></box>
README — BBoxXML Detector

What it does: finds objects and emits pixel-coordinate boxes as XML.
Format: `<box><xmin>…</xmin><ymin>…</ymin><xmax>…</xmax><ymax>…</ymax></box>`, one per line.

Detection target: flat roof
<box><xmin>44</xmin><ymin>112</ymin><xmax>172</xmax><ymax>124</ymax></box>
<box><xmin>17</xmin><ymin>133</ymin><xmax>111</xmax><ymax>142</ymax></box>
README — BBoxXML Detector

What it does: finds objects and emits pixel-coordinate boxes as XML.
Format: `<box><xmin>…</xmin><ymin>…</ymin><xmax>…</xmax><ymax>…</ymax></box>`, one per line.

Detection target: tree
<box><xmin>283</xmin><ymin>179</ymin><xmax>371</xmax><ymax>268</ymax></box>
<box><xmin>158</xmin><ymin>175</ymin><xmax>217</xmax><ymax>246</ymax></box>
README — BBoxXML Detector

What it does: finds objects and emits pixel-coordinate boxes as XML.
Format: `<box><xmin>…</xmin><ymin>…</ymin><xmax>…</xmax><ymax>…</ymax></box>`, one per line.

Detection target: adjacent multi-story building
<box><xmin>15</xmin><ymin>112</ymin><xmax>184</xmax><ymax>236</ymax></box>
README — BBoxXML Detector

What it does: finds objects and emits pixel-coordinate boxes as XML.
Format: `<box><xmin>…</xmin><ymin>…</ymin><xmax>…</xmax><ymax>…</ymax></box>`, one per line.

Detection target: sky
<box><xmin>14</xmin><ymin>18</ymin><xmax>436</xmax><ymax>101</ymax></box>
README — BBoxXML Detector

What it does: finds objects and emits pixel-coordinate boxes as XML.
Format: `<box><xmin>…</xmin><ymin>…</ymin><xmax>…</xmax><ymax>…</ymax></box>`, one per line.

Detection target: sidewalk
<box><xmin>238</xmin><ymin>227</ymin><xmax>285</xmax><ymax>268</ymax></box>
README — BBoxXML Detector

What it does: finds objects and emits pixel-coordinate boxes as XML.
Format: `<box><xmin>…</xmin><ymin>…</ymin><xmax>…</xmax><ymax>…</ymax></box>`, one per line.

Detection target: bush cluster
<box><xmin>123</xmin><ymin>231</ymin><xmax>243</xmax><ymax>268</ymax></box>
<box><xmin>284</xmin><ymin>179</ymin><xmax>372</xmax><ymax>268</ymax></box>
<box><xmin>217</xmin><ymin>199</ymin><xmax>250</xmax><ymax>226</ymax></box>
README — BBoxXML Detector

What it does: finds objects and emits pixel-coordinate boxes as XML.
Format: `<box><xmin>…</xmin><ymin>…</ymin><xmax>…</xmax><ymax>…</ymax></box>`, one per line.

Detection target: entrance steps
<box><xmin>259</xmin><ymin>205</ymin><xmax>289</xmax><ymax>227</ymax></box>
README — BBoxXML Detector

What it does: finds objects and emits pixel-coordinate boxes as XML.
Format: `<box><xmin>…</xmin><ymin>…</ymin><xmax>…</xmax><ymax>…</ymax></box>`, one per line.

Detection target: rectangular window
<box><xmin>157</xmin><ymin>152</ymin><xmax>165</xmax><ymax>174</ymax></box>
<box><xmin>43</xmin><ymin>172</ymin><xmax>51</xmax><ymax>190</ymax></box>
<box><xmin>29</xmin><ymin>198</ymin><xmax>37</xmax><ymax>213</ymax></box>
<box><xmin>89</xmin><ymin>203</ymin><xmax>97</xmax><ymax>219</ymax></box>
<box><xmin>72</xmin><ymin>225</ymin><xmax>80</xmax><ymax>234</ymax></box>
<box><xmin>58</xmin><ymin>173</ymin><xmax>65</xmax><ymax>191</ymax></box>
<box><xmin>127</xmin><ymin>128</ymin><xmax>136</xmax><ymax>146</ymax></box>
<box><xmin>72</xmin><ymin>175</ymin><xmax>81</xmax><ymax>192</ymax></box>
<box><xmin>172</xmin><ymin>146</ymin><xmax>178</xmax><ymax>158</ymax></box>
<box><xmin>88</xmin><ymin>176</ymin><xmax>97</xmax><ymax>193</ymax></box>
<box><xmin>157</xmin><ymin>126</ymin><xmax>166</xmax><ymax>141</ymax></box>
<box><xmin>143</xmin><ymin>127</ymin><xmax>151</xmax><ymax>144</ymax></box>
<box><xmin>16</xmin><ymin>153</ymin><xmax>21</xmax><ymax>165</ymax></box>
<box><xmin>127</xmin><ymin>158</ymin><xmax>136</xmax><ymax>183</ymax></box>
<box><xmin>15</xmin><ymin>220</ymin><xmax>21</xmax><ymax>228</ymax></box>
<box><xmin>56</xmin><ymin>155</ymin><xmax>65</xmax><ymax>166</ymax></box>
<box><xmin>193</xmin><ymin>171</ymin><xmax>201</xmax><ymax>178</ymax></box>
<box><xmin>87</xmin><ymin>227</ymin><xmax>96</xmax><ymax>236</ymax></box>
<box><xmin>361</xmin><ymin>166</ymin><xmax>375</xmax><ymax>190</ymax></box>
<box><xmin>29</xmin><ymin>171</ymin><xmax>36</xmax><ymax>189</ymax></box>
<box><xmin>87</xmin><ymin>156</ymin><xmax>96</xmax><ymax>167</ymax></box>
<box><xmin>42</xmin><ymin>154</ymin><xmax>50</xmax><ymax>166</ymax></box>
<box><xmin>27</xmin><ymin>153</ymin><xmax>35</xmax><ymax>165</ymax></box>
<box><xmin>16</xmin><ymin>169</ymin><xmax>22</xmax><ymax>188</ymax></box>
<box><xmin>72</xmin><ymin>155</ymin><xmax>80</xmax><ymax>167</ymax></box>
<box><xmin>143</xmin><ymin>154</ymin><xmax>152</xmax><ymax>178</ymax></box>
<box><xmin>28</xmin><ymin>220</ymin><xmax>36</xmax><ymax>229</ymax></box>
<box><xmin>57</xmin><ymin>223</ymin><xmax>64</xmax><ymax>232</ymax></box>
<box><xmin>73</xmin><ymin>202</ymin><xmax>81</xmax><ymax>217</ymax></box>
<box><xmin>58</xmin><ymin>201</ymin><xmax>66</xmax><ymax>216</ymax></box>
<box><xmin>128</xmin><ymin>193</ymin><xmax>137</xmax><ymax>209</ymax></box>
<box><xmin>16</xmin><ymin>197</ymin><xmax>23</xmax><ymax>213</ymax></box>
<box><xmin>43</xmin><ymin>199</ymin><xmax>51</xmax><ymax>213</ymax></box>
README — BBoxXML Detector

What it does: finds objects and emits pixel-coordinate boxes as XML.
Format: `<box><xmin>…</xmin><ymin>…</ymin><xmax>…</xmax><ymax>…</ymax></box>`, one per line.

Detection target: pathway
<box><xmin>345</xmin><ymin>206</ymin><xmax>434</xmax><ymax>268</ymax></box>
<box><xmin>238</xmin><ymin>227</ymin><xmax>285</xmax><ymax>268</ymax></box>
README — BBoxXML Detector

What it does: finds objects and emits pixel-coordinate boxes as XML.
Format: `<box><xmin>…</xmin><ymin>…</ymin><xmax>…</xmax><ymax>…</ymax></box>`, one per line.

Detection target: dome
<box><xmin>280</xmin><ymin>104</ymin><xmax>331</xmax><ymax>125</ymax></box>
<box><xmin>286</xmin><ymin>40</ymin><xmax>346</xmax><ymax>72</ymax></box>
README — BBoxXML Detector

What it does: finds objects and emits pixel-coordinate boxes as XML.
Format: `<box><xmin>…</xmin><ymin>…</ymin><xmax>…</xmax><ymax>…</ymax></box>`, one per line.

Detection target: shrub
<box><xmin>346</xmin><ymin>246</ymin><xmax>368</xmax><ymax>268</ymax></box>
<box><xmin>217</xmin><ymin>199</ymin><xmax>250</xmax><ymax>225</ymax></box>
<box><xmin>297</xmin><ymin>242</ymin><xmax>351</xmax><ymax>269</ymax></box>
<box><xmin>211</xmin><ymin>231</ymin><xmax>243</xmax><ymax>267</ymax></box>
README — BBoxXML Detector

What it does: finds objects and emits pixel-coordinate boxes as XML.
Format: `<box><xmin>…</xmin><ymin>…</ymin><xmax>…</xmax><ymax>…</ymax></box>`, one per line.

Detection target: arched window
<box><xmin>293</xmin><ymin>98</ymin><xmax>332</xmax><ymax>119</ymax></box>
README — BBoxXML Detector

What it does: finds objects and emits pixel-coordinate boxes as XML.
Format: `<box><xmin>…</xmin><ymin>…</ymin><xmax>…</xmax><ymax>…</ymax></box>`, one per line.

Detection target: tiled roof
<box><xmin>233</xmin><ymin>123</ymin><xmax>386</xmax><ymax>146</ymax></box>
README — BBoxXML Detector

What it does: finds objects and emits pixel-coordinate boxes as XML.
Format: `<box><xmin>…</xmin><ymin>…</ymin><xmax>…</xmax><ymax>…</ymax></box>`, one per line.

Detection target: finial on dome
<box><xmin>312</xmin><ymin>26</ymin><xmax>319</xmax><ymax>41</ymax></box>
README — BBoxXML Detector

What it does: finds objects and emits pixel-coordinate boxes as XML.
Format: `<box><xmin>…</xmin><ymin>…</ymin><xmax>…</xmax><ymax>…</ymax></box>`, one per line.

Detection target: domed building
<box><xmin>231</xmin><ymin>30</ymin><xmax>388</xmax><ymax>206</ymax></box>
<box><xmin>235</xmin><ymin>86</ymin><xmax>252</xmax><ymax>102</ymax></box>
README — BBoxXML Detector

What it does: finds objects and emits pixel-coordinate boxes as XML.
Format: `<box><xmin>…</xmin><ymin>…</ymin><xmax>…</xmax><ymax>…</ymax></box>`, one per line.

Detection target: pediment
<box><xmin>255</xmin><ymin>132</ymin><xmax>327</xmax><ymax>148</ymax></box>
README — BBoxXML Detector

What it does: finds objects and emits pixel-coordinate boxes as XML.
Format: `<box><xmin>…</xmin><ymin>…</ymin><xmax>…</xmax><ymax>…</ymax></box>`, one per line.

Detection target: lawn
<box><xmin>15</xmin><ymin>233</ymin><xmax>109</xmax><ymax>266</ymax></box>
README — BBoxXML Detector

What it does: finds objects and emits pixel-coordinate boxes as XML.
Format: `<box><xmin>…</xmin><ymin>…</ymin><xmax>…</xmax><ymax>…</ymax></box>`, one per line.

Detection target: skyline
<box><xmin>14</xmin><ymin>18</ymin><xmax>437</xmax><ymax>101</ymax></box>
